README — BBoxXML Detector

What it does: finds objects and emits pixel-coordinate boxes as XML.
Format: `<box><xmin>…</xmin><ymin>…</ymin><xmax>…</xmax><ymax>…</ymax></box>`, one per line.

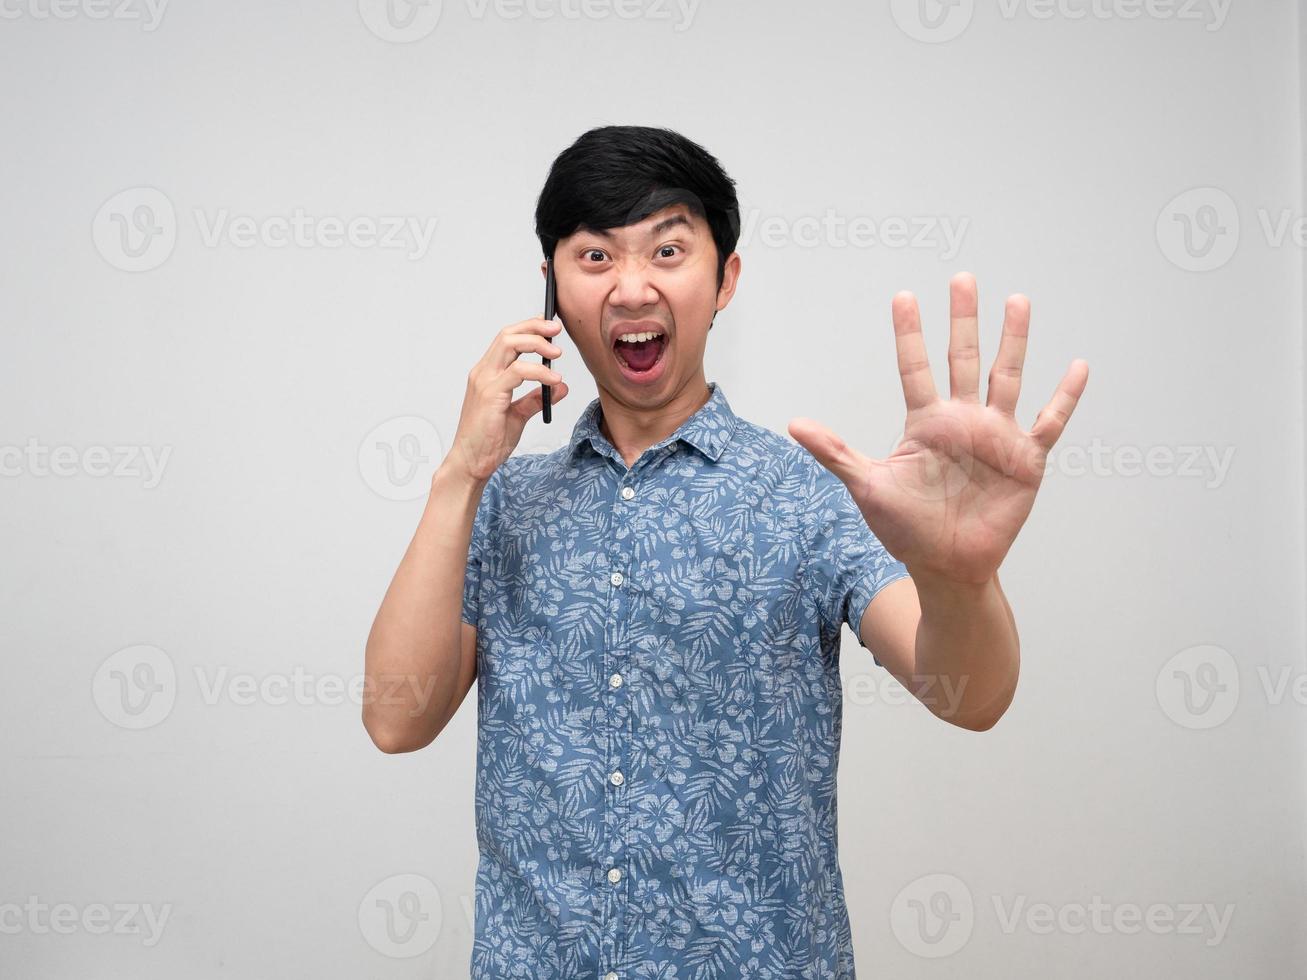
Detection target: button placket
<box><xmin>602</xmin><ymin>476</ymin><xmax>634</xmax><ymax>973</ymax></box>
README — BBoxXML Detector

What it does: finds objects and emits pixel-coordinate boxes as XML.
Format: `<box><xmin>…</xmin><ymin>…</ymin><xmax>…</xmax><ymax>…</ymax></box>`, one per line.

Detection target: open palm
<box><xmin>789</xmin><ymin>273</ymin><xmax>1089</xmax><ymax>585</ymax></box>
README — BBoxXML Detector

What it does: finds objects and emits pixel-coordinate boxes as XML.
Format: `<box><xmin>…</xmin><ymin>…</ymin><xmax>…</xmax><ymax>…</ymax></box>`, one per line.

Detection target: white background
<box><xmin>1</xmin><ymin>0</ymin><xmax>1303</xmax><ymax>976</ymax></box>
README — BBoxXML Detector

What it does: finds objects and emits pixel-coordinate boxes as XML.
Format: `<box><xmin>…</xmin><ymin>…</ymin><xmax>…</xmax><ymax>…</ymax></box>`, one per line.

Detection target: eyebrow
<box><xmin>587</xmin><ymin>213</ymin><xmax>694</xmax><ymax>241</ymax></box>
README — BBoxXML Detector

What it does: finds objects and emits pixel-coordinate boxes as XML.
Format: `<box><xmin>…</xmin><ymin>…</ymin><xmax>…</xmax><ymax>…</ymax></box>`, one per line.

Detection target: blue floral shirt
<box><xmin>461</xmin><ymin>381</ymin><xmax>909</xmax><ymax>979</ymax></box>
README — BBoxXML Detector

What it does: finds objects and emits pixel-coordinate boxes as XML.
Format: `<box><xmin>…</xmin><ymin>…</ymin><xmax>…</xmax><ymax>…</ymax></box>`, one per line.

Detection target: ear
<box><xmin>540</xmin><ymin>259</ymin><xmax>548</xmax><ymax>280</ymax></box>
<box><xmin>715</xmin><ymin>251</ymin><xmax>742</xmax><ymax>313</ymax></box>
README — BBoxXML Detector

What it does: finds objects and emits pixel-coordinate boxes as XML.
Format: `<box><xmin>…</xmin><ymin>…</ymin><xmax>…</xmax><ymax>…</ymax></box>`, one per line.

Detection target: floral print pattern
<box><xmin>462</xmin><ymin>382</ymin><xmax>909</xmax><ymax>979</ymax></box>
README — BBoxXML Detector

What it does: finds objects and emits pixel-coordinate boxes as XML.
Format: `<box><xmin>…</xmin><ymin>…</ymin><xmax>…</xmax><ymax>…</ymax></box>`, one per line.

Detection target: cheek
<box><xmin>664</xmin><ymin>286</ymin><xmax>718</xmax><ymax>334</ymax></box>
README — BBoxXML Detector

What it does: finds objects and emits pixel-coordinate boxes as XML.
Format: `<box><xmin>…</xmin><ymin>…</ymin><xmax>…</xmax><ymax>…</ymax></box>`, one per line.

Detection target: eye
<box><xmin>583</xmin><ymin>249</ymin><xmax>608</xmax><ymax>263</ymax></box>
<box><xmin>656</xmin><ymin>244</ymin><xmax>683</xmax><ymax>259</ymax></box>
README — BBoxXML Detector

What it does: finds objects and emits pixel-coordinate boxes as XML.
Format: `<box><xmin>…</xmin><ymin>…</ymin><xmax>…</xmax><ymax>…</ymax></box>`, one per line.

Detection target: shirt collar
<box><xmin>566</xmin><ymin>381</ymin><xmax>738</xmax><ymax>464</ymax></box>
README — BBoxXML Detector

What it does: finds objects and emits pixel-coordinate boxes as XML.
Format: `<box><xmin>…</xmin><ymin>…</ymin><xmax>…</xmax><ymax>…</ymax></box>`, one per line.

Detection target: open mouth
<box><xmin>612</xmin><ymin>331</ymin><xmax>668</xmax><ymax>376</ymax></box>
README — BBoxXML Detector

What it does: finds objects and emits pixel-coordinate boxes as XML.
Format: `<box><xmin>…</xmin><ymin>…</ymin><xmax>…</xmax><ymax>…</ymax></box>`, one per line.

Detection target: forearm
<box><xmin>363</xmin><ymin>462</ymin><xmax>486</xmax><ymax>751</ymax></box>
<box><xmin>910</xmin><ymin>568</ymin><xmax>1020</xmax><ymax>731</ymax></box>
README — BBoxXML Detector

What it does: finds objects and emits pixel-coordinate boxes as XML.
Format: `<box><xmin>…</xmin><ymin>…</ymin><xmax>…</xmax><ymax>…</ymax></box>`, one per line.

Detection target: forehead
<box><xmin>570</xmin><ymin>203</ymin><xmax>707</xmax><ymax>244</ymax></box>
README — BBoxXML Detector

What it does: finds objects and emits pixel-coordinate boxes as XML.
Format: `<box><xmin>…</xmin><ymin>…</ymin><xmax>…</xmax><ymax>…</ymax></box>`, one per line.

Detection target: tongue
<box><xmin>617</xmin><ymin>337</ymin><xmax>662</xmax><ymax>372</ymax></box>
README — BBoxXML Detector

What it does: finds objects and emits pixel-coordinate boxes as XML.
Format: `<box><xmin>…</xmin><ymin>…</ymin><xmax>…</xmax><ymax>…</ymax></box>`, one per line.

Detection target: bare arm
<box><xmin>858</xmin><ymin>569</ymin><xmax>1019</xmax><ymax>731</ymax></box>
<box><xmin>362</xmin><ymin>464</ymin><xmax>487</xmax><ymax>754</ymax></box>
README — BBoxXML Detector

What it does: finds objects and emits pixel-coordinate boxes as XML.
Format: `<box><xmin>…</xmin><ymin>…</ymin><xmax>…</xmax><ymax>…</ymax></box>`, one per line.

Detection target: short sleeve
<box><xmin>461</xmin><ymin>466</ymin><xmax>504</xmax><ymax>628</ymax></box>
<box><xmin>798</xmin><ymin>456</ymin><xmax>910</xmax><ymax>666</ymax></box>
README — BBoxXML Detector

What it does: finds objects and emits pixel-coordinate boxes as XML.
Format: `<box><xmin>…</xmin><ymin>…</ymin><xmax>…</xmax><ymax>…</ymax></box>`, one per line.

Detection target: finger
<box><xmin>492</xmin><ymin>329</ymin><xmax>564</xmax><ymax>372</ymax></box>
<box><xmin>500</xmin><ymin>359</ymin><xmax>562</xmax><ymax>392</ymax></box>
<box><xmin>483</xmin><ymin>317</ymin><xmax>561</xmax><ymax>365</ymax></box>
<box><xmin>1029</xmin><ymin>359</ymin><xmax>1089</xmax><ymax>453</ymax></box>
<box><xmin>892</xmin><ymin>291</ymin><xmax>938</xmax><ymax>412</ymax></box>
<box><xmin>510</xmin><ymin>379</ymin><xmax>569</xmax><ymax>421</ymax></box>
<box><xmin>501</xmin><ymin>315</ymin><xmax>562</xmax><ymax>341</ymax></box>
<box><xmin>948</xmin><ymin>272</ymin><xmax>981</xmax><ymax>403</ymax></box>
<box><xmin>787</xmin><ymin>417</ymin><xmax>874</xmax><ymax>498</ymax></box>
<box><xmin>986</xmin><ymin>294</ymin><xmax>1029</xmax><ymax>417</ymax></box>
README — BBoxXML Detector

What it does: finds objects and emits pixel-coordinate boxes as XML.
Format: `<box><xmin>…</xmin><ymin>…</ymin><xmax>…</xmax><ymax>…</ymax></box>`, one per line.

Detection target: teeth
<box><xmin>616</xmin><ymin>331</ymin><xmax>664</xmax><ymax>344</ymax></box>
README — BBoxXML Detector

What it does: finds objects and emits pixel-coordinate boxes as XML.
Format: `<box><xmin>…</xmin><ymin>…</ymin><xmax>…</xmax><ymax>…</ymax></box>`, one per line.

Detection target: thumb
<box><xmin>787</xmin><ymin>417</ymin><xmax>872</xmax><ymax>491</ymax></box>
<box><xmin>510</xmin><ymin>380</ymin><xmax>569</xmax><ymax>421</ymax></box>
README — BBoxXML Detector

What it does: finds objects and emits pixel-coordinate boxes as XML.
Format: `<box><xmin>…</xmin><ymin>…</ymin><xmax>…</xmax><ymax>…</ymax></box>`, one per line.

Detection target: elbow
<box><xmin>362</xmin><ymin>710</ymin><xmax>434</xmax><ymax>755</ymax></box>
<box><xmin>941</xmin><ymin>699</ymin><xmax>1010</xmax><ymax>732</ymax></box>
<box><xmin>953</xmin><ymin>711</ymin><xmax>1001</xmax><ymax>732</ymax></box>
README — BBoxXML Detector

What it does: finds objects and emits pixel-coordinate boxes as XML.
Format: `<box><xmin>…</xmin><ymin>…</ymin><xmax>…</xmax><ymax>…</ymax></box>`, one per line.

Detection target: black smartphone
<box><xmin>542</xmin><ymin>255</ymin><xmax>556</xmax><ymax>424</ymax></box>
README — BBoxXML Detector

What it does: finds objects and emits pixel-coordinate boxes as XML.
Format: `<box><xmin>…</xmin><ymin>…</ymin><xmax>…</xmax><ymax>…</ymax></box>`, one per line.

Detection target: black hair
<box><xmin>535</xmin><ymin>125</ymin><xmax>741</xmax><ymax>291</ymax></box>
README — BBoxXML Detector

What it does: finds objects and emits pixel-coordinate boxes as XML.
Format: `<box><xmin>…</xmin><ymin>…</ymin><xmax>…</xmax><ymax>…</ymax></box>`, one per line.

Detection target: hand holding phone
<box><xmin>444</xmin><ymin>315</ymin><xmax>565</xmax><ymax>485</ymax></box>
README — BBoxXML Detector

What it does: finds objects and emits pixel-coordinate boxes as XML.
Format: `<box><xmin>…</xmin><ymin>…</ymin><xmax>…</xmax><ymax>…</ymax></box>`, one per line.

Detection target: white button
<box><xmin>605</xmin><ymin>973</ymin><xmax>618</xmax><ymax>980</ymax></box>
<box><xmin>610</xmin><ymin>571</ymin><xmax>624</xmax><ymax>587</ymax></box>
<box><xmin>621</xmin><ymin>486</ymin><xmax>635</xmax><ymax>500</ymax></box>
<box><xmin>609</xmin><ymin>673</ymin><xmax>623</xmax><ymax>688</ymax></box>
<box><xmin>609</xmin><ymin>770</ymin><xmax>624</xmax><ymax>786</ymax></box>
<box><xmin>608</xmin><ymin>867</ymin><xmax>622</xmax><ymax>883</ymax></box>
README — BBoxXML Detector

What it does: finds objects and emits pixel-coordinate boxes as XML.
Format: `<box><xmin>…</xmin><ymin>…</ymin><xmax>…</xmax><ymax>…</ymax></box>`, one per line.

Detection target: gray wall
<box><xmin>1</xmin><ymin>1</ymin><xmax>1303</xmax><ymax>976</ymax></box>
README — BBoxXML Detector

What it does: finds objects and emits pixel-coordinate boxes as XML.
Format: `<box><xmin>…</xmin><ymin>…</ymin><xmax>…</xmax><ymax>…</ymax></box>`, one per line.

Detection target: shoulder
<box><xmin>491</xmin><ymin>448</ymin><xmax>587</xmax><ymax>507</ymax></box>
<box><xmin>723</xmin><ymin>415</ymin><xmax>812</xmax><ymax>478</ymax></box>
<box><xmin>727</xmin><ymin>415</ymin><xmax>842</xmax><ymax>497</ymax></box>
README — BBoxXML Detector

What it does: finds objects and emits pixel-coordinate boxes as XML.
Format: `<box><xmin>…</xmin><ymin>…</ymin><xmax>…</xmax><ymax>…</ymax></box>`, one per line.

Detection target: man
<box><xmin>363</xmin><ymin>125</ymin><xmax>1088</xmax><ymax>979</ymax></box>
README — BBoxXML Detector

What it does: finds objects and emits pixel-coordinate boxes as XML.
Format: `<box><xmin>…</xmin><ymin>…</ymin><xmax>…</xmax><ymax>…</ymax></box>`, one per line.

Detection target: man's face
<box><xmin>545</xmin><ymin>203</ymin><xmax>740</xmax><ymax>410</ymax></box>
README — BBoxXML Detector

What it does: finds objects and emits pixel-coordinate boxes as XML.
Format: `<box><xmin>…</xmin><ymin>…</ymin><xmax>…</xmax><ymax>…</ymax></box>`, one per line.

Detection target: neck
<box><xmin>598</xmin><ymin>373</ymin><xmax>712</xmax><ymax>468</ymax></box>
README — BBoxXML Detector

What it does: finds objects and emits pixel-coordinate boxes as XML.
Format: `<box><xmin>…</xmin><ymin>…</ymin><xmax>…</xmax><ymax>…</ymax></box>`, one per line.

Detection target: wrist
<box><xmin>907</xmin><ymin>565</ymin><xmax>996</xmax><ymax>610</ymax></box>
<box><xmin>431</xmin><ymin>458</ymin><xmax>489</xmax><ymax>500</ymax></box>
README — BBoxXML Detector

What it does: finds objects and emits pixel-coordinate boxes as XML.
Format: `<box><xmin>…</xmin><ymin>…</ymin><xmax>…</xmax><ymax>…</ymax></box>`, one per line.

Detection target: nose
<box><xmin>607</xmin><ymin>260</ymin><xmax>660</xmax><ymax>312</ymax></box>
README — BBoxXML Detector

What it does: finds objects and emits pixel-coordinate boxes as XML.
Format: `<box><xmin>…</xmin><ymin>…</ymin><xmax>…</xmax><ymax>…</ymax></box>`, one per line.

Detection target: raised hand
<box><xmin>788</xmin><ymin>273</ymin><xmax>1088</xmax><ymax>586</ymax></box>
<box><xmin>446</xmin><ymin>316</ymin><xmax>570</xmax><ymax>485</ymax></box>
